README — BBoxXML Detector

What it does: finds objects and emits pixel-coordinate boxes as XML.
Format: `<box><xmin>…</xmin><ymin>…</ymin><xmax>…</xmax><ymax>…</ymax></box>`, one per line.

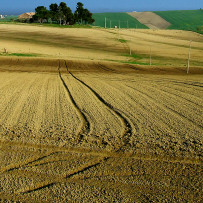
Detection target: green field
<box><xmin>154</xmin><ymin>10</ymin><xmax>203</xmax><ymax>34</ymax></box>
<box><xmin>93</xmin><ymin>12</ymin><xmax>148</xmax><ymax>29</ymax></box>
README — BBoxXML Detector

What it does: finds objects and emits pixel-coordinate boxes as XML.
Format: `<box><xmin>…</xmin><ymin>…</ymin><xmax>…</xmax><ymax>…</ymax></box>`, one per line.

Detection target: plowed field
<box><xmin>0</xmin><ymin>24</ymin><xmax>202</xmax><ymax>202</ymax></box>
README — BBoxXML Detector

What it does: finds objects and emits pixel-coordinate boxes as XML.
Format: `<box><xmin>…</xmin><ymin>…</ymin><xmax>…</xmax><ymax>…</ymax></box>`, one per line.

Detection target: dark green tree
<box><xmin>32</xmin><ymin>2</ymin><xmax>94</xmax><ymax>25</ymax></box>
<box><xmin>73</xmin><ymin>10</ymin><xmax>79</xmax><ymax>24</ymax></box>
<box><xmin>34</xmin><ymin>6</ymin><xmax>49</xmax><ymax>23</ymax></box>
<box><xmin>82</xmin><ymin>9</ymin><xmax>95</xmax><ymax>24</ymax></box>
<box><xmin>75</xmin><ymin>2</ymin><xmax>84</xmax><ymax>23</ymax></box>
<box><xmin>49</xmin><ymin>3</ymin><xmax>59</xmax><ymax>22</ymax></box>
<box><xmin>59</xmin><ymin>2</ymin><xmax>73</xmax><ymax>25</ymax></box>
<box><xmin>64</xmin><ymin>6</ymin><xmax>74</xmax><ymax>24</ymax></box>
<box><xmin>74</xmin><ymin>2</ymin><xmax>94</xmax><ymax>24</ymax></box>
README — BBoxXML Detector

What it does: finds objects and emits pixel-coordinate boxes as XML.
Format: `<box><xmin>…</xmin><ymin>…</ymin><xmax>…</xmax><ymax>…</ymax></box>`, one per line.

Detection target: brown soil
<box><xmin>0</xmin><ymin>25</ymin><xmax>202</xmax><ymax>202</ymax></box>
<box><xmin>127</xmin><ymin>12</ymin><xmax>171</xmax><ymax>29</ymax></box>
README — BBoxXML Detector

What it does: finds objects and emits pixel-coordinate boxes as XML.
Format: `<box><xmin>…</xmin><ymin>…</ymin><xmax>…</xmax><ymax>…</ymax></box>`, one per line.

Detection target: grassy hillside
<box><xmin>154</xmin><ymin>10</ymin><xmax>203</xmax><ymax>34</ymax></box>
<box><xmin>93</xmin><ymin>12</ymin><xmax>148</xmax><ymax>29</ymax></box>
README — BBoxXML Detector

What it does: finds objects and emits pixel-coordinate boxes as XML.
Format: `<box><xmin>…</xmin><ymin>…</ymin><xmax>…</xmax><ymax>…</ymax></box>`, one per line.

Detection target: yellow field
<box><xmin>0</xmin><ymin>24</ymin><xmax>202</xmax><ymax>202</ymax></box>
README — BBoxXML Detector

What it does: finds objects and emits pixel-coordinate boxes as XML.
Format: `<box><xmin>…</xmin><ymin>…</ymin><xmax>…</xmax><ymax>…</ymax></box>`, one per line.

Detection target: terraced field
<box><xmin>0</xmin><ymin>24</ymin><xmax>202</xmax><ymax>201</ymax></box>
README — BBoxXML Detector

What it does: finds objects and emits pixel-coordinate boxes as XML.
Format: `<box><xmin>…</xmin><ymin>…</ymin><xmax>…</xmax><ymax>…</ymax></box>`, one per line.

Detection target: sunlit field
<box><xmin>0</xmin><ymin>24</ymin><xmax>202</xmax><ymax>202</ymax></box>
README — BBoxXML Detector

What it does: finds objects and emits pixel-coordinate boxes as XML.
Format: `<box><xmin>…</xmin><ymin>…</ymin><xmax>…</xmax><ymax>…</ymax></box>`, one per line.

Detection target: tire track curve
<box><xmin>58</xmin><ymin>60</ymin><xmax>90</xmax><ymax>138</ymax></box>
<box><xmin>20</xmin><ymin>157</ymin><xmax>109</xmax><ymax>194</ymax></box>
<box><xmin>0</xmin><ymin>151</ymin><xmax>58</xmax><ymax>174</ymax></box>
<box><xmin>64</xmin><ymin>60</ymin><xmax>132</xmax><ymax>151</ymax></box>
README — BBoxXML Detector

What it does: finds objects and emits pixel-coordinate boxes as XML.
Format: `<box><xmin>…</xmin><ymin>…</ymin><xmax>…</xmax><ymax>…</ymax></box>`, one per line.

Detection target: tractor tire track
<box><xmin>58</xmin><ymin>60</ymin><xmax>90</xmax><ymax>139</ymax></box>
<box><xmin>20</xmin><ymin>157</ymin><xmax>109</xmax><ymax>194</ymax></box>
<box><xmin>1</xmin><ymin>139</ymin><xmax>202</xmax><ymax>165</ymax></box>
<box><xmin>97</xmin><ymin>63</ymin><xmax>118</xmax><ymax>73</ymax></box>
<box><xmin>64</xmin><ymin>60</ymin><xmax>132</xmax><ymax>151</ymax></box>
<box><xmin>0</xmin><ymin>151</ymin><xmax>58</xmax><ymax>174</ymax></box>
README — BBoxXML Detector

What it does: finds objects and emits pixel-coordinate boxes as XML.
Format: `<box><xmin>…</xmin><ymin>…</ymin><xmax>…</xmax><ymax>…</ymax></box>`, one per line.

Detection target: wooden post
<box><xmin>130</xmin><ymin>38</ymin><xmax>132</xmax><ymax>55</ymax></box>
<box><xmin>150</xmin><ymin>47</ymin><xmax>152</xmax><ymax>66</ymax></box>
<box><xmin>110</xmin><ymin>20</ymin><xmax>111</xmax><ymax>29</ymax></box>
<box><xmin>119</xmin><ymin>20</ymin><xmax>120</xmax><ymax>29</ymax></box>
<box><xmin>105</xmin><ymin>17</ymin><xmax>106</xmax><ymax>28</ymax></box>
<box><xmin>127</xmin><ymin>20</ymin><xmax>128</xmax><ymax>29</ymax></box>
<box><xmin>187</xmin><ymin>40</ymin><xmax>192</xmax><ymax>74</ymax></box>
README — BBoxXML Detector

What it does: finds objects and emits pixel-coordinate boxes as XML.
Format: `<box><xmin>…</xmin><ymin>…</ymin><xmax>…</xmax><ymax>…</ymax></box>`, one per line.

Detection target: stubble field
<box><xmin>0</xmin><ymin>24</ymin><xmax>202</xmax><ymax>202</ymax></box>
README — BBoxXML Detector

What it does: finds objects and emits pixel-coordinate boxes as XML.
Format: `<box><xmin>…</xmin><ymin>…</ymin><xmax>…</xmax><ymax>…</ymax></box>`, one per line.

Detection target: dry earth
<box><xmin>0</xmin><ymin>24</ymin><xmax>203</xmax><ymax>68</ymax></box>
<box><xmin>0</xmin><ymin>24</ymin><xmax>202</xmax><ymax>202</ymax></box>
<box><xmin>127</xmin><ymin>12</ymin><xmax>171</xmax><ymax>29</ymax></box>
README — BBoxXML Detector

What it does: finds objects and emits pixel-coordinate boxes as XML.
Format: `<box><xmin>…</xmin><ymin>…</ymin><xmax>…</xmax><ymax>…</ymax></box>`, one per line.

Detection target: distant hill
<box><xmin>92</xmin><ymin>12</ymin><xmax>148</xmax><ymax>29</ymax></box>
<box><xmin>154</xmin><ymin>10</ymin><xmax>203</xmax><ymax>34</ymax></box>
<box><xmin>93</xmin><ymin>10</ymin><xmax>203</xmax><ymax>34</ymax></box>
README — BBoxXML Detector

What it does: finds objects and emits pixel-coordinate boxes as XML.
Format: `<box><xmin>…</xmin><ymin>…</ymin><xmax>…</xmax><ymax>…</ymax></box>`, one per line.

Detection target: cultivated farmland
<box><xmin>0</xmin><ymin>24</ymin><xmax>202</xmax><ymax>202</ymax></box>
<box><xmin>154</xmin><ymin>10</ymin><xmax>203</xmax><ymax>34</ymax></box>
<box><xmin>127</xmin><ymin>11</ymin><xmax>171</xmax><ymax>29</ymax></box>
<box><xmin>93</xmin><ymin>12</ymin><xmax>148</xmax><ymax>29</ymax></box>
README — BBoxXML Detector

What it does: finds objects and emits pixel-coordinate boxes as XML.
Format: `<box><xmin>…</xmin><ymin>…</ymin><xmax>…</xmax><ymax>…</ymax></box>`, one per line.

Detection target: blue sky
<box><xmin>0</xmin><ymin>0</ymin><xmax>203</xmax><ymax>15</ymax></box>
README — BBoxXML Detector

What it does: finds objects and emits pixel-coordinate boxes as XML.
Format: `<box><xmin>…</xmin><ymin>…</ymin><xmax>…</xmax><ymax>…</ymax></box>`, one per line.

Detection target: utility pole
<box><xmin>187</xmin><ymin>40</ymin><xmax>192</xmax><ymax>74</ymax></box>
<box><xmin>105</xmin><ymin>17</ymin><xmax>106</xmax><ymax>28</ymax></box>
<box><xmin>129</xmin><ymin>38</ymin><xmax>132</xmax><ymax>55</ymax></box>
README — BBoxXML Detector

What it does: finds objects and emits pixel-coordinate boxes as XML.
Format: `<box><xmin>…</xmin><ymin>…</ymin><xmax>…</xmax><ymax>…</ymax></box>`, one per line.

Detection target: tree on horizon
<box><xmin>32</xmin><ymin>2</ymin><xmax>94</xmax><ymax>25</ymax></box>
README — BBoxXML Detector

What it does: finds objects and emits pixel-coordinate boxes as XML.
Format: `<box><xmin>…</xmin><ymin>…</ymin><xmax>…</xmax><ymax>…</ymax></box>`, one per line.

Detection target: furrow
<box><xmin>154</xmin><ymin>85</ymin><xmax>203</xmax><ymax>109</ymax></box>
<box><xmin>126</xmin><ymin>84</ymin><xmax>203</xmax><ymax>130</ymax></box>
<box><xmin>171</xmin><ymin>81</ymin><xmax>203</xmax><ymax>88</ymax></box>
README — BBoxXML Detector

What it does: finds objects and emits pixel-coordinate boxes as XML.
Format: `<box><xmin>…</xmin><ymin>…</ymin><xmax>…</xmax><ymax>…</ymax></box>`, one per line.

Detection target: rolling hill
<box><xmin>92</xmin><ymin>12</ymin><xmax>148</xmax><ymax>29</ymax></box>
<box><xmin>93</xmin><ymin>10</ymin><xmax>203</xmax><ymax>34</ymax></box>
<box><xmin>154</xmin><ymin>10</ymin><xmax>203</xmax><ymax>34</ymax></box>
<box><xmin>127</xmin><ymin>11</ymin><xmax>171</xmax><ymax>29</ymax></box>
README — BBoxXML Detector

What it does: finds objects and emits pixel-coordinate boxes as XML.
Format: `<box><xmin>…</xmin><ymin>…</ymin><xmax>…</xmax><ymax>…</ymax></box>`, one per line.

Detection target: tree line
<box><xmin>32</xmin><ymin>2</ymin><xmax>95</xmax><ymax>25</ymax></box>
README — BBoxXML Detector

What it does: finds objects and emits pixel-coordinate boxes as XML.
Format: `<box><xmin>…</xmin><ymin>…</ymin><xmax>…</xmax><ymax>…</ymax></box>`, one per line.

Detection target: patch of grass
<box><xmin>122</xmin><ymin>61</ymin><xmax>151</xmax><ymax>65</ymax></box>
<box><xmin>118</xmin><ymin>39</ymin><xmax>128</xmax><ymax>43</ymax></box>
<box><xmin>93</xmin><ymin>12</ymin><xmax>148</xmax><ymax>29</ymax></box>
<box><xmin>154</xmin><ymin>10</ymin><xmax>203</xmax><ymax>34</ymax></box>
<box><xmin>33</xmin><ymin>23</ymin><xmax>92</xmax><ymax>28</ymax></box>
<box><xmin>0</xmin><ymin>21</ymin><xmax>92</xmax><ymax>28</ymax></box>
<box><xmin>123</xmin><ymin>54</ymin><xmax>143</xmax><ymax>60</ymax></box>
<box><xmin>0</xmin><ymin>52</ymin><xmax>40</xmax><ymax>57</ymax></box>
<box><xmin>104</xmin><ymin>58</ymin><xmax>151</xmax><ymax>65</ymax></box>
